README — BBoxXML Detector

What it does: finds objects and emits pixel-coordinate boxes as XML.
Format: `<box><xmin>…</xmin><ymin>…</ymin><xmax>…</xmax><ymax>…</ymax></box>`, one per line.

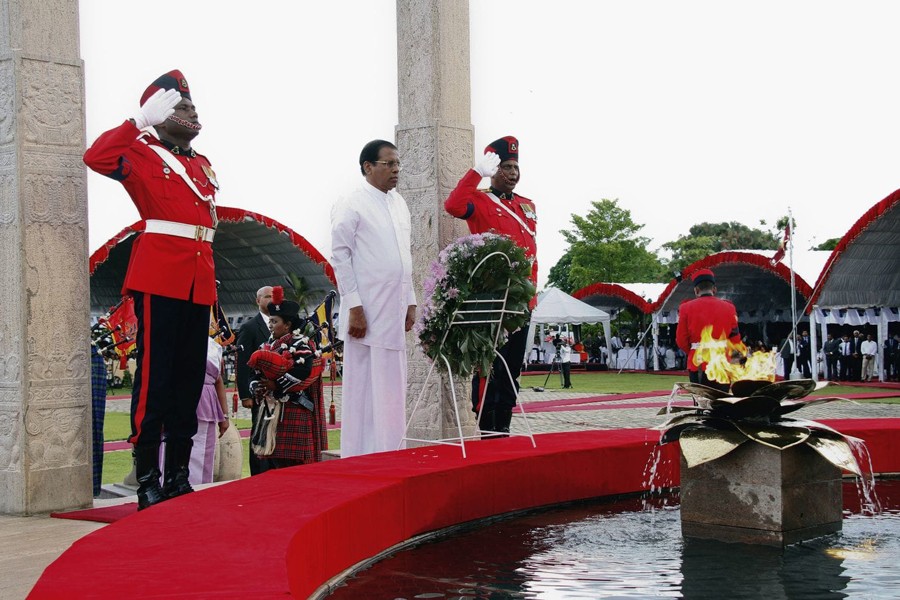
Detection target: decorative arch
<box><xmin>808</xmin><ymin>188</ymin><xmax>900</xmax><ymax>309</ymax></box>
<box><xmin>89</xmin><ymin>206</ymin><xmax>336</xmax><ymax>318</ymax></box>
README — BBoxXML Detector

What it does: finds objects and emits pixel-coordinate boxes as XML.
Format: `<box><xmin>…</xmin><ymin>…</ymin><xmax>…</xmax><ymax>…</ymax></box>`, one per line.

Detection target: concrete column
<box><xmin>0</xmin><ymin>0</ymin><xmax>92</xmax><ymax>514</ymax></box>
<box><xmin>397</xmin><ymin>0</ymin><xmax>476</xmax><ymax>442</ymax></box>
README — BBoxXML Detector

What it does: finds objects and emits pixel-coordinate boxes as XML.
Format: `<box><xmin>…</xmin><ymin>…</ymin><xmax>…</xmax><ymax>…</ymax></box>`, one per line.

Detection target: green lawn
<box><xmin>523</xmin><ymin>371</ymin><xmax>900</xmax><ymax>400</ymax></box>
<box><xmin>522</xmin><ymin>372</ymin><xmax>684</xmax><ymax>394</ymax></box>
<box><xmin>103</xmin><ymin>413</ymin><xmax>252</xmax><ymax>442</ymax></box>
<box><xmin>101</xmin><ymin>417</ymin><xmax>341</xmax><ymax>484</ymax></box>
<box><xmin>107</xmin><ymin>385</ymin><xmax>132</xmax><ymax>397</ymax></box>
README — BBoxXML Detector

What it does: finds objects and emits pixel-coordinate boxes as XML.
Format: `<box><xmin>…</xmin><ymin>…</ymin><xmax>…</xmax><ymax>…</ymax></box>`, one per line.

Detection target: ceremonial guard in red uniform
<box><xmin>675</xmin><ymin>269</ymin><xmax>745</xmax><ymax>392</ymax></box>
<box><xmin>444</xmin><ymin>136</ymin><xmax>537</xmax><ymax>434</ymax></box>
<box><xmin>84</xmin><ymin>70</ymin><xmax>219</xmax><ymax>509</ymax></box>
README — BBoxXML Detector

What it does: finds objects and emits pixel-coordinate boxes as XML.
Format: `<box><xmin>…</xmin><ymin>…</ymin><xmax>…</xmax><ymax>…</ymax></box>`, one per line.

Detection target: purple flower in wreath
<box><xmin>431</xmin><ymin>261</ymin><xmax>448</xmax><ymax>282</ymax></box>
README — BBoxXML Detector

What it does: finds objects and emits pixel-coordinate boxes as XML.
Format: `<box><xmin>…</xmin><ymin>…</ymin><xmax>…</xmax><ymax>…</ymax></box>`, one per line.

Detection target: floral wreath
<box><xmin>415</xmin><ymin>233</ymin><xmax>535</xmax><ymax>376</ymax></box>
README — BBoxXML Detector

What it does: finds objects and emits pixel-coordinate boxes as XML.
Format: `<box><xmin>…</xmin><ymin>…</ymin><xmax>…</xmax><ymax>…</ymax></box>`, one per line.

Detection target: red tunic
<box><xmin>444</xmin><ymin>169</ymin><xmax>538</xmax><ymax>296</ymax></box>
<box><xmin>675</xmin><ymin>294</ymin><xmax>743</xmax><ymax>373</ymax></box>
<box><xmin>83</xmin><ymin>121</ymin><xmax>218</xmax><ymax>305</ymax></box>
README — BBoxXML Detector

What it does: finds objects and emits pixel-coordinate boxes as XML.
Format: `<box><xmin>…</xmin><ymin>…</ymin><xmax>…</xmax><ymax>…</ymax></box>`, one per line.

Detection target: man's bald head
<box><xmin>256</xmin><ymin>286</ymin><xmax>274</xmax><ymax>314</ymax></box>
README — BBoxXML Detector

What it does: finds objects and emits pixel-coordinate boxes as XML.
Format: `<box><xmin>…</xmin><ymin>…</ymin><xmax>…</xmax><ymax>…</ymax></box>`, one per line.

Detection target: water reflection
<box><xmin>325</xmin><ymin>481</ymin><xmax>900</xmax><ymax>599</ymax></box>
<box><xmin>681</xmin><ymin>537</ymin><xmax>850</xmax><ymax>599</ymax></box>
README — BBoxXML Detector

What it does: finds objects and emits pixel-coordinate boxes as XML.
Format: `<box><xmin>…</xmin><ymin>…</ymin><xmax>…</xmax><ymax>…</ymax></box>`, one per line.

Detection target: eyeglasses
<box><xmin>371</xmin><ymin>160</ymin><xmax>403</xmax><ymax>171</ymax></box>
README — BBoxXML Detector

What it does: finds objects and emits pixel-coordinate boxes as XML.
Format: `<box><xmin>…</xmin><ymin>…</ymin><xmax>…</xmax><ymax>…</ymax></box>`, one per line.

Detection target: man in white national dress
<box><xmin>331</xmin><ymin>139</ymin><xmax>417</xmax><ymax>458</ymax></box>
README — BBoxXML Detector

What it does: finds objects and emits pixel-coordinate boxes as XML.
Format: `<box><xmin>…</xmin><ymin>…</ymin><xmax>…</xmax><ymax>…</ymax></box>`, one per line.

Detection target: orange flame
<box><xmin>693</xmin><ymin>325</ymin><xmax>772</xmax><ymax>385</ymax></box>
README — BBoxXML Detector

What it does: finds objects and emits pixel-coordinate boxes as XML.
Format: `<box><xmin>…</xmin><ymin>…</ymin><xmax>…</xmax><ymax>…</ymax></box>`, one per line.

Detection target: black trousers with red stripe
<box><xmin>129</xmin><ymin>292</ymin><xmax>210</xmax><ymax>448</ymax></box>
<box><xmin>471</xmin><ymin>325</ymin><xmax>530</xmax><ymax>412</ymax></box>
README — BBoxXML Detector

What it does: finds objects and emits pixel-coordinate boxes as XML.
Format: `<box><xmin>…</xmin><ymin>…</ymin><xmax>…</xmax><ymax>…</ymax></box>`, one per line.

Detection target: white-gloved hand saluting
<box><xmin>132</xmin><ymin>88</ymin><xmax>182</xmax><ymax>130</ymax></box>
<box><xmin>474</xmin><ymin>151</ymin><xmax>501</xmax><ymax>178</ymax></box>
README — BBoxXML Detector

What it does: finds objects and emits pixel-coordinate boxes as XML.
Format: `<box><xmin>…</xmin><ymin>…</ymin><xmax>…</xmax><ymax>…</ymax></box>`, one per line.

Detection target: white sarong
<box><xmin>340</xmin><ymin>337</ymin><xmax>407</xmax><ymax>458</ymax></box>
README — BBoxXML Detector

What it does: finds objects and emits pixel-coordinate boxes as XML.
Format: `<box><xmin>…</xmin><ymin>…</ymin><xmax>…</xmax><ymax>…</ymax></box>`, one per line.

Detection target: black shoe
<box><xmin>137</xmin><ymin>474</ymin><xmax>167</xmax><ymax>510</ymax></box>
<box><xmin>477</xmin><ymin>409</ymin><xmax>496</xmax><ymax>434</ymax></box>
<box><xmin>134</xmin><ymin>445</ymin><xmax>166</xmax><ymax>511</ymax></box>
<box><xmin>162</xmin><ymin>439</ymin><xmax>194</xmax><ymax>499</ymax></box>
<box><xmin>495</xmin><ymin>407</ymin><xmax>513</xmax><ymax>436</ymax></box>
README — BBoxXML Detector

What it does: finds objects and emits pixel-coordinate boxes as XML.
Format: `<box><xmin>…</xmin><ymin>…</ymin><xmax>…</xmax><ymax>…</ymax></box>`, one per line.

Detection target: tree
<box><xmin>815</xmin><ymin>237</ymin><xmax>840</xmax><ymax>251</ymax></box>
<box><xmin>662</xmin><ymin>220</ymin><xmax>782</xmax><ymax>274</ymax></box>
<box><xmin>285</xmin><ymin>272</ymin><xmax>315</xmax><ymax>316</ymax></box>
<box><xmin>559</xmin><ymin>199</ymin><xmax>664</xmax><ymax>289</ymax></box>
<box><xmin>546</xmin><ymin>250</ymin><xmax>574</xmax><ymax>293</ymax></box>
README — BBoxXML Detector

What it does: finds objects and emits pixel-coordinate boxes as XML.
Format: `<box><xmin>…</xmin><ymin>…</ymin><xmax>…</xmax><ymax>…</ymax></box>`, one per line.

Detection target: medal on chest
<box><xmin>519</xmin><ymin>202</ymin><xmax>536</xmax><ymax>221</ymax></box>
<box><xmin>201</xmin><ymin>165</ymin><xmax>220</xmax><ymax>190</ymax></box>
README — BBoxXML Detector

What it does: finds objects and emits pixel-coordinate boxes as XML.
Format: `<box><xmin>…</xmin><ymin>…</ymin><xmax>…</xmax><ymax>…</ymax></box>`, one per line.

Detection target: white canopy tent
<box><xmin>526</xmin><ymin>288</ymin><xmax>612</xmax><ymax>365</ymax></box>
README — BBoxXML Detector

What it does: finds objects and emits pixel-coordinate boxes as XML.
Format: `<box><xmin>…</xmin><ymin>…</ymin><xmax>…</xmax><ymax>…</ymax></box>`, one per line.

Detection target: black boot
<box><xmin>162</xmin><ymin>438</ymin><xmax>194</xmax><ymax>499</ymax></box>
<box><xmin>134</xmin><ymin>445</ymin><xmax>166</xmax><ymax>511</ymax></box>
<box><xmin>495</xmin><ymin>407</ymin><xmax>513</xmax><ymax>437</ymax></box>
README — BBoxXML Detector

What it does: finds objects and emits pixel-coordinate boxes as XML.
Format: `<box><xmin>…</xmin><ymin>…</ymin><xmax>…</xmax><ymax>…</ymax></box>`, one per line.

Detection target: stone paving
<box><xmin>511</xmin><ymin>387</ymin><xmax>900</xmax><ymax>434</ymax></box>
<box><xmin>107</xmin><ymin>381</ymin><xmax>900</xmax><ymax>437</ymax></box>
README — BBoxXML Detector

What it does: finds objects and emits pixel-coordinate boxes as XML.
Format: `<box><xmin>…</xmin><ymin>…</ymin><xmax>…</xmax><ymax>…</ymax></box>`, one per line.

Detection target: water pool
<box><xmin>325</xmin><ymin>480</ymin><xmax>900</xmax><ymax>599</ymax></box>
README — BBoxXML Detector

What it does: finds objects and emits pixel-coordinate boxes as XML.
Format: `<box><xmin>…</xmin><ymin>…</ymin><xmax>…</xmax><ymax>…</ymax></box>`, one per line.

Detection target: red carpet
<box><xmin>50</xmin><ymin>503</ymin><xmax>137</xmax><ymax>524</ymax></box>
<box><xmin>29</xmin><ymin>419</ymin><xmax>900</xmax><ymax>599</ymax></box>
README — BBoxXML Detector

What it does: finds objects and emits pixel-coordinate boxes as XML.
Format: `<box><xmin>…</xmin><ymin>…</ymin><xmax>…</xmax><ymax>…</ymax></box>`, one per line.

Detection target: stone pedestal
<box><xmin>680</xmin><ymin>442</ymin><xmax>842</xmax><ymax>546</ymax></box>
<box><xmin>397</xmin><ymin>0</ymin><xmax>476</xmax><ymax>443</ymax></box>
<box><xmin>0</xmin><ymin>0</ymin><xmax>93</xmax><ymax>514</ymax></box>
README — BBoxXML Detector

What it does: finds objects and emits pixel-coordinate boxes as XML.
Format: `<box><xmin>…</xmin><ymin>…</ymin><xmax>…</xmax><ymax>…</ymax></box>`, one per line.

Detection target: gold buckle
<box><xmin>194</xmin><ymin>225</ymin><xmax>204</xmax><ymax>241</ymax></box>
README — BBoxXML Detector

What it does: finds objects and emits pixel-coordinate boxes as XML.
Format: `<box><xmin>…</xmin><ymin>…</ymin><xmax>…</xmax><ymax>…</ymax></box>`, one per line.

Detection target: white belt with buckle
<box><xmin>144</xmin><ymin>219</ymin><xmax>216</xmax><ymax>243</ymax></box>
<box><xmin>691</xmin><ymin>341</ymin><xmax>727</xmax><ymax>350</ymax></box>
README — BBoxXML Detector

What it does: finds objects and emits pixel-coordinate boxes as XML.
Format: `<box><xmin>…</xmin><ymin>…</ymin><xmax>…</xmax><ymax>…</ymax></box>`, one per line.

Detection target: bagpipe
<box><xmin>91</xmin><ymin>296</ymin><xmax>138</xmax><ymax>368</ymax></box>
<box><xmin>247</xmin><ymin>290</ymin><xmax>338</xmax><ymax>379</ymax></box>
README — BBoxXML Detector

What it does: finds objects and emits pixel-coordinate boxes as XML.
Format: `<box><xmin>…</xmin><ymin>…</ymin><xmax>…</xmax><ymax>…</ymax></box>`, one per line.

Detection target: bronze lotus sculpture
<box><xmin>656</xmin><ymin>358</ymin><xmax>863</xmax><ymax>478</ymax></box>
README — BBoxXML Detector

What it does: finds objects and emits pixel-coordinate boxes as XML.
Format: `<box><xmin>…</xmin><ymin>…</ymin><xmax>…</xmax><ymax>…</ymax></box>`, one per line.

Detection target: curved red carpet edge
<box><xmin>50</xmin><ymin>503</ymin><xmax>137</xmax><ymax>524</ymax></box>
<box><xmin>30</xmin><ymin>420</ymin><xmax>900</xmax><ymax>599</ymax></box>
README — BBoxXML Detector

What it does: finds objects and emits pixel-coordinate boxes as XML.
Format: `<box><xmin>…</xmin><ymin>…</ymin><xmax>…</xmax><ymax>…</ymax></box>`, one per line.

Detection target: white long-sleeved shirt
<box><xmin>860</xmin><ymin>340</ymin><xmax>878</xmax><ymax>357</ymax></box>
<box><xmin>331</xmin><ymin>179</ymin><xmax>416</xmax><ymax>350</ymax></box>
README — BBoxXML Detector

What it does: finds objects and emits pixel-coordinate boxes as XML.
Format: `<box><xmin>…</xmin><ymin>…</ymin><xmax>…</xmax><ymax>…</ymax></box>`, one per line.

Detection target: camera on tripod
<box><xmin>552</xmin><ymin>334</ymin><xmax>563</xmax><ymax>359</ymax></box>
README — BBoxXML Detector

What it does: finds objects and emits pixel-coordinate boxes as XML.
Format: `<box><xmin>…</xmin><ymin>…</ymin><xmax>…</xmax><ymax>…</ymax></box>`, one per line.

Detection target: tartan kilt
<box><xmin>268</xmin><ymin>378</ymin><xmax>328</xmax><ymax>463</ymax></box>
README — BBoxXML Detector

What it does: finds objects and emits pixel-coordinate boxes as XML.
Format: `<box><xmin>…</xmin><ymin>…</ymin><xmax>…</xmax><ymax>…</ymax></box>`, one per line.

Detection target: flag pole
<box><xmin>788</xmin><ymin>208</ymin><xmax>801</xmax><ymax>380</ymax></box>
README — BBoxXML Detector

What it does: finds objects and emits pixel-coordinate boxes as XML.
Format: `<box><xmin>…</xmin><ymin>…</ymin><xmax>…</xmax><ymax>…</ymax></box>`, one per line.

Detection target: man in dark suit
<box><xmin>838</xmin><ymin>334</ymin><xmax>853</xmax><ymax>381</ymax></box>
<box><xmin>796</xmin><ymin>330</ymin><xmax>812</xmax><ymax>378</ymax></box>
<box><xmin>779</xmin><ymin>337</ymin><xmax>794</xmax><ymax>379</ymax></box>
<box><xmin>850</xmin><ymin>330</ymin><xmax>864</xmax><ymax>381</ymax></box>
<box><xmin>823</xmin><ymin>333</ymin><xmax>841</xmax><ymax>381</ymax></box>
<box><xmin>236</xmin><ymin>286</ymin><xmax>274</xmax><ymax>475</ymax></box>
<box><xmin>884</xmin><ymin>333</ymin><xmax>900</xmax><ymax>381</ymax></box>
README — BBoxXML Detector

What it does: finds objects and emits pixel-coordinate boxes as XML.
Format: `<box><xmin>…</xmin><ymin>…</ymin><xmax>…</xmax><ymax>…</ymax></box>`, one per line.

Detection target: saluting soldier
<box><xmin>444</xmin><ymin>136</ymin><xmax>538</xmax><ymax>435</ymax></box>
<box><xmin>84</xmin><ymin>70</ymin><xmax>219</xmax><ymax>509</ymax></box>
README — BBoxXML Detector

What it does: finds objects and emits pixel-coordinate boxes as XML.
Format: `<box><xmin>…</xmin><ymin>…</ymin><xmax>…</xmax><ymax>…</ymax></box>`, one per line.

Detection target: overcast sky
<box><xmin>80</xmin><ymin>1</ymin><xmax>900</xmax><ymax>289</ymax></box>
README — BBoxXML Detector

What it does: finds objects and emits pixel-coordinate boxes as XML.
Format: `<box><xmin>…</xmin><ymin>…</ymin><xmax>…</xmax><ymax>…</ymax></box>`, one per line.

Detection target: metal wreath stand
<box><xmin>402</xmin><ymin>250</ymin><xmax>537</xmax><ymax>458</ymax></box>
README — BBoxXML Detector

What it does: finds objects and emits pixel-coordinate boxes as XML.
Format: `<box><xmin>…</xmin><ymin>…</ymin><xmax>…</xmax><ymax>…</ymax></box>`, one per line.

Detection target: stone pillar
<box><xmin>0</xmin><ymin>0</ymin><xmax>93</xmax><ymax>514</ymax></box>
<box><xmin>397</xmin><ymin>0</ymin><xmax>476</xmax><ymax>442</ymax></box>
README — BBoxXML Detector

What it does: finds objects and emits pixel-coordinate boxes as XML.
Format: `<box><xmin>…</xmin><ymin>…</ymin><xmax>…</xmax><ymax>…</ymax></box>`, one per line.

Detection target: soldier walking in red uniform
<box><xmin>84</xmin><ymin>70</ymin><xmax>219</xmax><ymax>509</ymax></box>
<box><xmin>675</xmin><ymin>269</ymin><xmax>745</xmax><ymax>392</ymax></box>
<box><xmin>444</xmin><ymin>136</ymin><xmax>537</xmax><ymax>434</ymax></box>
